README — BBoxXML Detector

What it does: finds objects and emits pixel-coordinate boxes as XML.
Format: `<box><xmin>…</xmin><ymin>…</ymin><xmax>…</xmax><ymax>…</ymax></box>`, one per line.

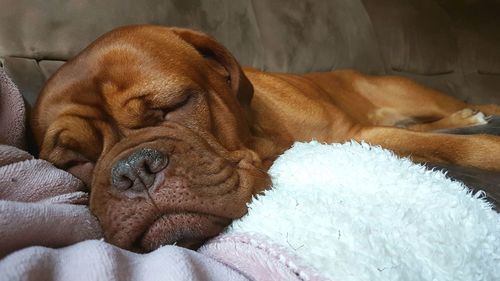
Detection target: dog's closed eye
<box><xmin>159</xmin><ymin>94</ymin><xmax>192</xmax><ymax>119</ymax></box>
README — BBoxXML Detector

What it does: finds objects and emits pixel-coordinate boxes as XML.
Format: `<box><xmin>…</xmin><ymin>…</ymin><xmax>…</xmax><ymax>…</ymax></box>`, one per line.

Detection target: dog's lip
<box><xmin>136</xmin><ymin>212</ymin><xmax>231</xmax><ymax>252</ymax></box>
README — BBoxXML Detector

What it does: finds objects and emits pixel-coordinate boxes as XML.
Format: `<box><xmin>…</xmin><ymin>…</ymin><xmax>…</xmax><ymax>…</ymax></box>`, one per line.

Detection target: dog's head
<box><xmin>32</xmin><ymin>25</ymin><xmax>270</xmax><ymax>251</ymax></box>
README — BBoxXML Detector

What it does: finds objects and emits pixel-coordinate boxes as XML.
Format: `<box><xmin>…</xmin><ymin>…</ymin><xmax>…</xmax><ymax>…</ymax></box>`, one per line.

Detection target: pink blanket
<box><xmin>0</xmin><ymin>68</ymin><xmax>25</xmax><ymax>149</ymax></box>
<box><xmin>0</xmin><ymin>68</ymin><xmax>324</xmax><ymax>280</ymax></box>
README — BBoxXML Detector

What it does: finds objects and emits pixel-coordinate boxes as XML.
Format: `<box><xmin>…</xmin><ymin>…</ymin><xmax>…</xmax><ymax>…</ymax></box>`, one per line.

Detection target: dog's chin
<box><xmin>137</xmin><ymin>212</ymin><xmax>231</xmax><ymax>252</ymax></box>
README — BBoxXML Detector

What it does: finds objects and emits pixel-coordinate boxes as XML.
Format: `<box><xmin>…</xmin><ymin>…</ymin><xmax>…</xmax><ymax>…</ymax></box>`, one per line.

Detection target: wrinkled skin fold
<box><xmin>91</xmin><ymin>124</ymin><xmax>265</xmax><ymax>251</ymax></box>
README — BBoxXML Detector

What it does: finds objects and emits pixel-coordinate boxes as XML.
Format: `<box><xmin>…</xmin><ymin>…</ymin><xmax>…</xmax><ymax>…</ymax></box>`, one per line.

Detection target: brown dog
<box><xmin>32</xmin><ymin>25</ymin><xmax>500</xmax><ymax>252</ymax></box>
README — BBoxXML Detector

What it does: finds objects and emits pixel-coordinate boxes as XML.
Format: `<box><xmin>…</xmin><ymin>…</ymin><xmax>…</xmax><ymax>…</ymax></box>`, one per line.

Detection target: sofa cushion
<box><xmin>250</xmin><ymin>0</ymin><xmax>385</xmax><ymax>73</ymax></box>
<box><xmin>1</xmin><ymin>57</ymin><xmax>45</xmax><ymax>106</ymax></box>
<box><xmin>363</xmin><ymin>0</ymin><xmax>459</xmax><ymax>75</ymax></box>
<box><xmin>0</xmin><ymin>0</ymin><xmax>264</xmax><ymax>68</ymax></box>
<box><xmin>38</xmin><ymin>60</ymin><xmax>65</xmax><ymax>81</ymax></box>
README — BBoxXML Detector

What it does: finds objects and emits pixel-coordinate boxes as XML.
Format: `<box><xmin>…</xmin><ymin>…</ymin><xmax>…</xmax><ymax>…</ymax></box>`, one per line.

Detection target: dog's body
<box><xmin>32</xmin><ymin>25</ymin><xmax>500</xmax><ymax>252</ymax></box>
<box><xmin>244</xmin><ymin>69</ymin><xmax>500</xmax><ymax>170</ymax></box>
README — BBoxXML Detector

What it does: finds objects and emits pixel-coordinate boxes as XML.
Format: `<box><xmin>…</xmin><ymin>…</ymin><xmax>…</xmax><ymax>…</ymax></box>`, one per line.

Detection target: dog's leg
<box><xmin>353</xmin><ymin>126</ymin><xmax>500</xmax><ymax>171</ymax></box>
<box><xmin>338</xmin><ymin>71</ymin><xmax>500</xmax><ymax>126</ymax></box>
<box><xmin>348</xmin><ymin>73</ymin><xmax>500</xmax><ymax>134</ymax></box>
<box><xmin>406</xmin><ymin>108</ymin><xmax>500</xmax><ymax>136</ymax></box>
<box><xmin>433</xmin><ymin>116</ymin><xmax>500</xmax><ymax>136</ymax></box>
<box><xmin>407</xmin><ymin>108</ymin><xmax>490</xmax><ymax>131</ymax></box>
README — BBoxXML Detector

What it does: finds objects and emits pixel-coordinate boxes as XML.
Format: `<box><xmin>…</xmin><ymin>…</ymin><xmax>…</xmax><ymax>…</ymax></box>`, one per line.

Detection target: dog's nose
<box><xmin>111</xmin><ymin>148</ymin><xmax>168</xmax><ymax>193</ymax></box>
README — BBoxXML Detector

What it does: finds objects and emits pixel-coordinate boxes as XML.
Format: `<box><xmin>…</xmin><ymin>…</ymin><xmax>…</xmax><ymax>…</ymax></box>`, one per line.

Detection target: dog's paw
<box><xmin>482</xmin><ymin>116</ymin><xmax>500</xmax><ymax>135</ymax></box>
<box><xmin>436</xmin><ymin>115</ymin><xmax>500</xmax><ymax>136</ymax></box>
<box><xmin>450</xmin><ymin>108</ymin><xmax>488</xmax><ymax>126</ymax></box>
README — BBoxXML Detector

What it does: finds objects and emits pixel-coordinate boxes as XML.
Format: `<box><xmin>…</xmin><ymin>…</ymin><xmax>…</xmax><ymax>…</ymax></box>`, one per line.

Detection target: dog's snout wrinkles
<box><xmin>111</xmin><ymin>148</ymin><xmax>168</xmax><ymax>193</ymax></box>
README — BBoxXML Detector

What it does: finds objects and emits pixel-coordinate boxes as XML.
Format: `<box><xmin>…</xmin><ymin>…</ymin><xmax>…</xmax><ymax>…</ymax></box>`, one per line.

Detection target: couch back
<box><xmin>1</xmin><ymin>0</ymin><xmax>499</xmax><ymax>106</ymax></box>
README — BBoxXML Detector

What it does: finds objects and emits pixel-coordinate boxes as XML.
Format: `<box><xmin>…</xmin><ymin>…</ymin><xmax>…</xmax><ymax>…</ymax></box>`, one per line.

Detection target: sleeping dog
<box><xmin>31</xmin><ymin>25</ymin><xmax>500</xmax><ymax>252</ymax></box>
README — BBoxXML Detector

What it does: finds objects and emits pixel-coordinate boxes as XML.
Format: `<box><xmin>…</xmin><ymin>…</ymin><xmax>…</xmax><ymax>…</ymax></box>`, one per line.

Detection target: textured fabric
<box><xmin>0</xmin><ymin>234</ymin><xmax>331</xmax><ymax>281</ymax></box>
<box><xmin>363</xmin><ymin>0</ymin><xmax>459</xmax><ymax>75</ymax></box>
<box><xmin>435</xmin><ymin>0</ymin><xmax>500</xmax><ymax>75</ymax></box>
<box><xmin>0</xmin><ymin>70</ymin><xmax>102</xmax><ymax>258</ymax></box>
<box><xmin>0</xmin><ymin>68</ymin><xmax>25</xmax><ymax>148</ymax></box>
<box><xmin>201</xmin><ymin>233</ymin><xmax>327</xmax><ymax>281</ymax></box>
<box><xmin>1</xmin><ymin>57</ymin><xmax>46</xmax><ymax>107</ymax></box>
<box><xmin>249</xmin><ymin>0</ymin><xmax>385</xmax><ymax>73</ymax></box>
<box><xmin>0</xmin><ymin>145</ymin><xmax>32</xmax><ymax>166</ymax></box>
<box><xmin>0</xmin><ymin>146</ymin><xmax>86</xmax><ymax>203</ymax></box>
<box><xmin>38</xmin><ymin>60</ymin><xmax>65</xmax><ymax>80</ymax></box>
<box><xmin>0</xmin><ymin>0</ymin><xmax>264</xmax><ymax>67</ymax></box>
<box><xmin>427</xmin><ymin>163</ymin><xmax>500</xmax><ymax>211</ymax></box>
<box><xmin>228</xmin><ymin>141</ymin><xmax>500</xmax><ymax>281</ymax></box>
<box><xmin>362</xmin><ymin>0</ymin><xmax>500</xmax><ymax>103</ymax></box>
<box><xmin>0</xmin><ymin>240</ymin><xmax>250</xmax><ymax>281</ymax></box>
<box><xmin>0</xmin><ymin>201</ymin><xmax>102</xmax><ymax>259</ymax></box>
<box><xmin>0</xmin><ymin>145</ymin><xmax>99</xmax><ymax>259</ymax></box>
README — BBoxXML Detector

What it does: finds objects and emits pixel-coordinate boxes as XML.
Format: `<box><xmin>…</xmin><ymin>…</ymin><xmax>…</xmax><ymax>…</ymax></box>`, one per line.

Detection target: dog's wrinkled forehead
<box><xmin>34</xmin><ymin>26</ymin><xmax>209</xmax><ymax>142</ymax></box>
<box><xmin>76</xmin><ymin>28</ymin><xmax>209</xmax><ymax>109</ymax></box>
<box><xmin>92</xmin><ymin>28</ymin><xmax>207</xmax><ymax>84</ymax></box>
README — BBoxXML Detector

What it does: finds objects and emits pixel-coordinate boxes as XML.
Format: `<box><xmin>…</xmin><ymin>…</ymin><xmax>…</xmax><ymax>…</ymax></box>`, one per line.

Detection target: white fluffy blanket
<box><xmin>228</xmin><ymin>141</ymin><xmax>500</xmax><ymax>281</ymax></box>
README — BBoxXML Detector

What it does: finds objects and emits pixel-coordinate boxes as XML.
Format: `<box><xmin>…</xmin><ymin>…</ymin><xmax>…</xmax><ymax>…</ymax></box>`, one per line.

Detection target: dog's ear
<box><xmin>169</xmin><ymin>27</ymin><xmax>253</xmax><ymax>107</ymax></box>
